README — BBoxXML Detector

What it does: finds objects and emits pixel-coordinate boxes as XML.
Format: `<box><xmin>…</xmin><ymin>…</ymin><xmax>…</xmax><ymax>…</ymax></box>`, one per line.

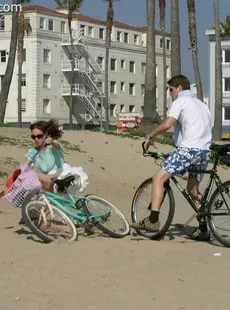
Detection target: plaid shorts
<box><xmin>161</xmin><ymin>147</ymin><xmax>211</xmax><ymax>182</ymax></box>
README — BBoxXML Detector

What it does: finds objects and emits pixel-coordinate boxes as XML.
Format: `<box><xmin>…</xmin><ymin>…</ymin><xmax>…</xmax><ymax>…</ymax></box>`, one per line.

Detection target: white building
<box><xmin>206</xmin><ymin>29</ymin><xmax>230</xmax><ymax>139</ymax></box>
<box><xmin>190</xmin><ymin>83</ymin><xmax>209</xmax><ymax>108</ymax></box>
<box><xmin>0</xmin><ymin>5</ymin><xmax>171</xmax><ymax>128</ymax></box>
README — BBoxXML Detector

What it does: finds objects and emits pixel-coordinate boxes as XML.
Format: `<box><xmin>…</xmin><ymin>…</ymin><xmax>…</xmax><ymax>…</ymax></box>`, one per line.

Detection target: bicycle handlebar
<box><xmin>141</xmin><ymin>141</ymin><xmax>169</xmax><ymax>159</ymax></box>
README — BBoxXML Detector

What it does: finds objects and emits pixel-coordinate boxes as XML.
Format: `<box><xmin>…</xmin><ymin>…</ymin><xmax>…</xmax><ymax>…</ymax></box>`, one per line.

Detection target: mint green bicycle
<box><xmin>21</xmin><ymin>175</ymin><xmax>130</xmax><ymax>243</ymax></box>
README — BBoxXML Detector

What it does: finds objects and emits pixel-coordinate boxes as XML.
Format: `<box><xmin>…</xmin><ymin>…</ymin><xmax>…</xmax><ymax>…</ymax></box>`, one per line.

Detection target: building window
<box><xmin>21</xmin><ymin>74</ymin><xmax>26</xmax><ymax>86</ymax></box>
<box><xmin>117</xmin><ymin>31</ymin><xmax>122</xmax><ymax>42</ymax></box>
<box><xmin>166</xmin><ymin>39</ymin><xmax>170</xmax><ymax>50</ymax></box>
<box><xmin>124</xmin><ymin>32</ymin><xmax>128</xmax><ymax>43</ymax></box>
<box><xmin>121</xmin><ymin>59</ymin><xmax>125</xmax><ymax>69</ymax></box>
<box><xmin>120</xmin><ymin>104</ymin><xmax>125</xmax><ymax>112</ymax></box>
<box><xmin>99</xmin><ymin>28</ymin><xmax>104</xmax><ymax>39</ymax></box>
<box><xmin>0</xmin><ymin>50</ymin><xmax>6</xmax><ymax>62</ymax></box>
<box><xmin>224</xmin><ymin>78</ymin><xmax>230</xmax><ymax>92</ymax></box>
<box><xmin>129</xmin><ymin>83</ymin><xmax>135</xmax><ymax>95</ymax></box>
<box><xmin>43</xmin><ymin>49</ymin><xmax>51</xmax><ymax>64</ymax></box>
<box><xmin>40</xmin><ymin>17</ymin><xmax>45</xmax><ymax>29</ymax></box>
<box><xmin>110</xmin><ymin>104</ymin><xmax>116</xmax><ymax>116</ymax></box>
<box><xmin>21</xmin><ymin>99</ymin><xmax>26</xmax><ymax>112</ymax></box>
<box><xmin>48</xmin><ymin>19</ymin><xmax>54</xmax><ymax>31</ymax></box>
<box><xmin>88</xmin><ymin>26</ymin><xmax>93</xmax><ymax>37</ymax></box>
<box><xmin>129</xmin><ymin>105</ymin><xmax>135</xmax><ymax>112</ymax></box>
<box><xmin>224</xmin><ymin>50</ymin><xmax>230</xmax><ymax>63</ymax></box>
<box><xmin>134</xmin><ymin>34</ymin><xmax>139</xmax><ymax>44</ymax></box>
<box><xmin>43</xmin><ymin>74</ymin><xmax>50</xmax><ymax>88</ymax></box>
<box><xmin>97</xmin><ymin>56</ymin><xmax>104</xmax><ymax>70</ymax></box>
<box><xmin>110</xmin><ymin>58</ymin><xmax>116</xmax><ymax>71</ymax></box>
<box><xmin>141</xmin><ymin>62</ymin><xmax>146</xmax><ymax>74</ymax></box>
<box><xmin>156</xmin><ymin>64</ymin><xmax>158</xmax><ymax>76</ymax></box>
<box><xmin>225</xmin><ymin>107</ymin><xmax>230</xmax><ymax>120</ymax></box>
<box><xmin>80</xmin><ymin>25</ymin><xmax>85</xmax><ymax>36</ymax></box>
<box><xmin>141</xmin><ymin>84</ymin><xmax>145</xmax><ymax>97</ymax></box>
<box><xmin>61</xmin><ymin>21</ymin><xmax>66</xmax><ymax>33</ymax></box>
<box><xmin>0</xmin><ymin>15</ymin><xmax>5</xmax><ymax>30</ymax></box>
<box><xmin>160</xmin><ymin>38</ymin><xmax>163</xmax><ymax>48</ymax></box>
<box><xmin>129</xmin><ymin>61</ymin><xmax>135</xmax><ymax>73</ymax></box>
<box><xmin>110</xmin><ymin>81</ymin><xmax>116</xmax><ymax>94</ymax></box>
<box><xmin>43</xmin><ymin>99</ymin><xmax>51</xmax><ymax>114</ymax></box>
<box><xmin>120</xmin><ymin>82</ymin><xmax>125</xmax><ymax>92</ymax></box>
<box><xmin>22</xmin><ymin>49</ymin><xmax>26</xmax><ymax>62</ymax></box>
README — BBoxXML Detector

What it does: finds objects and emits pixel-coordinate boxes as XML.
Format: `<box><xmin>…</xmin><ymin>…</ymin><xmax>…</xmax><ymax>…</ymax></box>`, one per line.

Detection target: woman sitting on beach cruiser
<box><xmin>25</xmin><ymin>119</ymin><xmax>64</xmax><ymax>192</ymax></box>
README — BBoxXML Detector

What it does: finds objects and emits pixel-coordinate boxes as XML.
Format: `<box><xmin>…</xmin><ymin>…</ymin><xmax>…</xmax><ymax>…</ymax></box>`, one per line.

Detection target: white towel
<box><xmin>53</xmin><ymin>162</ymin><xmax>89</xmax><ymax>193</ymax></box>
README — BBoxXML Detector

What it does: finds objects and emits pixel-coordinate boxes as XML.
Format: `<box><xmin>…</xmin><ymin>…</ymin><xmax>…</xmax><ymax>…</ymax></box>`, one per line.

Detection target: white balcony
<box><xmin>62</xmin><ymin>59</ymin><xmax>103</xmax><ymax>72</ymax></box>
<box><xmin>62</xmin><ymin>84</ymin><xmax>91</xmax><ymax>96</ymax></box>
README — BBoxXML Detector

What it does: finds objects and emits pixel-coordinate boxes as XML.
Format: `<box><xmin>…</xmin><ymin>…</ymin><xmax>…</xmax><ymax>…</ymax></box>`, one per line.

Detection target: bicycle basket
<box><xmin>3</xmin><ymin>165</ymin><xmax>41</xmax><ymax>208</ymax></box>
<box><xmin>220</xmin><ymin>154</ymin><xmax>230</xmax><ymax>167</ymax></box>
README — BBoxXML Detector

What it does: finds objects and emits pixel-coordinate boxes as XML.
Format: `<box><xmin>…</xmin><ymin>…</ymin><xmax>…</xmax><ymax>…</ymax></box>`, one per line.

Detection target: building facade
<box><xmin>0</xmin><ymin>5</ymin><xmax>171</xmax><ymax>128</ymax></box>
<box><xmin>206</xmin><ymin>29</ymin><xmax>230</xmax><ymax>138</ymax></box>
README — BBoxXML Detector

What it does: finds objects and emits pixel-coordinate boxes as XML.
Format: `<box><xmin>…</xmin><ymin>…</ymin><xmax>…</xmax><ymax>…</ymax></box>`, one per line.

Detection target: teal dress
<box><xmin>26</xmin><ymin>142</ymin><xmax>64</xmax><ymax>174</ymax></box>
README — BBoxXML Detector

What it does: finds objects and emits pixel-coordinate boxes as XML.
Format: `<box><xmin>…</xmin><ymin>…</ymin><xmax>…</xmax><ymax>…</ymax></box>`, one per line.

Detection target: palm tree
<box><xmin>220</xmin><ymin>15</ymin><xmax>230</xmax><ymax>36</ymax></box>
<box><xmin>158</xmin><ymin>0</ymin><xmax>167</xmax><ymax>119</ymax></box>
<box><xmin>142</xmin><ymin>0</ymin><xmax>160</xmax><ymax>130</ymax></box>
<box><xmin>170</xmin><ymin>0</ymin><xmax>181</xmax><ymax>76</ymax></box>
<box><xmin>213</xmin><ymin>0</ymin><xmax>222</xmax><ymax>140</ymax></box>
<box><xmin>0</xmin><ymin>0</ymin><xmax>19</xmax><ymax>123</ymax></box>
<box><xmin>18</xmin><ymin>0</ymin><xmax>32</xmax><ymax>127</ymax></box>
<box><xmin>104</xmin><ymin>0</ymin><xmax>114</xmax><ymax>130</ymax></box>
<box><xmin>187</xmin><ymin>0</ymin><xmax>203</xmax><ymax>101</ymax></box>
<box><xmin>56</xmin><ymin>0</ymin><xmax>83</xmax><ymax>130</ymax></box>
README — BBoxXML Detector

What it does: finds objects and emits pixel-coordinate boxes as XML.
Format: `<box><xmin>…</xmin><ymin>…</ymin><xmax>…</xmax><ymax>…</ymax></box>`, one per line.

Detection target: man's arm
<box><xmin>147</xmin><ymin>117</ymin><xmax>176</xmax><ymax>140</ymax></box>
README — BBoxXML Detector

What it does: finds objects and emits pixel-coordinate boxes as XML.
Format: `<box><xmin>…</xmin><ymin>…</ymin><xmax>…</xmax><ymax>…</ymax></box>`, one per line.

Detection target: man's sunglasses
<box><xmin>31</xmin><ymin>134</ymin><xmax>44</xmax><ymax>140</ymax></box>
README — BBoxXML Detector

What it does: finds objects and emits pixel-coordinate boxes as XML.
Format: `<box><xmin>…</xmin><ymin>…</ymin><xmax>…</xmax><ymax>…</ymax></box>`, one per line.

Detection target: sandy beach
<box><xmin>0</xmin><ymin>127</ymin><xmax>230</xmax><ymax>310</ymax></box>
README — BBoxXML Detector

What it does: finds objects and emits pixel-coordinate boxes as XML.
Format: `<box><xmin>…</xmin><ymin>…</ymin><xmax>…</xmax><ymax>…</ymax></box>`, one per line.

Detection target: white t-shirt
<box><xmin>168</xmin><ymin>90</ymin><xmax>212</xmax><ymax>150</ymax></box>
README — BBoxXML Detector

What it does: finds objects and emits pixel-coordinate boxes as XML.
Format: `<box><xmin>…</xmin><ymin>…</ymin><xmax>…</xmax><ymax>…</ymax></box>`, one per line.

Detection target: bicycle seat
<box><xmin>54</xmin><ymin>175</ymin><xmax>75</xmax><ymax>192</ymax></box>
<box><xmin>209</xmin><ymin>143</ymin><xmax>230</xmax><ymax>154</ymax></box>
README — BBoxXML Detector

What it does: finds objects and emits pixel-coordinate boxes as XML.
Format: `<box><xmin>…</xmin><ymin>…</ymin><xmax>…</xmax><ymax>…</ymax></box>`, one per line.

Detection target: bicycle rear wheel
<box><xmin>131</xmin><ymin>178</ymin><xmax>175</xmax><ymax>239</ymax></box>
<box><xmin>82</xmin><ymin>194</ymin><xmax>130</xmax><ymax>238</ymax></box>
<box><xmin>207</xmin><ymin>180</ymin><xmax>230</xmax><ymax>247</ymax></box>
<box><xmin>21</xmin><ymin>200</ymin><xmax>78</xmax><ymax>243</ymax></box>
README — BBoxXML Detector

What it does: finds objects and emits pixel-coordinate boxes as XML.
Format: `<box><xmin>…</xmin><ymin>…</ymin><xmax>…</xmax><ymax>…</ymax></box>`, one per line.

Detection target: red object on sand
<box><xmin>4</xmin><ymin>169</ymin><xmax>21</xmax><ymax>194</ymax></box>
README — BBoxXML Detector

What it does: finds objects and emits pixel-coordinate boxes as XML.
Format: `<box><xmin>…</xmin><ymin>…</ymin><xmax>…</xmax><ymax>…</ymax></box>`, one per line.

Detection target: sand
<box><xmin>0</xmin><ymin>127</ymin><xmax>230</xmax><ymax>310</ymax></box>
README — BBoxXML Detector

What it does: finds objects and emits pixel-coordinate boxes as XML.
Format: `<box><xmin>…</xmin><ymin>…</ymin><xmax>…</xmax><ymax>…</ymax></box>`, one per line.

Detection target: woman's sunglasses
<box><xmin>31</xmin><ymin>134</ymin><xmax>44</xmax><ymax>140</ymax></box>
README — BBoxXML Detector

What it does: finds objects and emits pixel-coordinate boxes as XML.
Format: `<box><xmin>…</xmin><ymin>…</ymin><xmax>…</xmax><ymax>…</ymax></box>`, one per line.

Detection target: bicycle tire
<box><xmin>207</xmin><ymin>180</ymin><xmax>230</xmax><ymax>247</ymax></box>
<box><xmin>21</xmin><ymin>200</ymin><xmax>78</xmax><ymax>243</ymax></box>
<box><xmin>131</xmin><ymin>178</ymin><xmax>175</xmax><ymax>239</ymax></box>
<box><xmin>82</xmin><ymin>194</ymin><xmax>130</xmax><ymax>238</ymax></box>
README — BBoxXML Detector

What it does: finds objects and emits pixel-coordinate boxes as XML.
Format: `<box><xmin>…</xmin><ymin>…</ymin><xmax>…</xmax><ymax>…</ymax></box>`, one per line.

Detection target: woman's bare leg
<box><xmin>36</xmin><ymin>172</ymin><xmax>54</xmax><ymax>192</ymax></box>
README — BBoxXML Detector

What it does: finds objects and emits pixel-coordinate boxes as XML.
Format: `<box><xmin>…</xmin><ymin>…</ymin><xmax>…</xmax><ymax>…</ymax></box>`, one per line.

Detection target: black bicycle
<box><xmin>131</xmin><ymin>142</ymin><xmax>230</xmax><ymax>247</ymax></box>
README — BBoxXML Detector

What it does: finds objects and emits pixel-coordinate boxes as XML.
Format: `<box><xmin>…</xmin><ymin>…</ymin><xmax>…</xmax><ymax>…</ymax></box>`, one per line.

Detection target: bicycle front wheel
<box><xmin>131</xmin><ymin>178</ymin><xmax>175</xmax><ymax>239</ymax></box>
<box><xmin>207</xmin><ymin>180</ymin><xmax>230</xmax><ymax>247</ymax></box>
<box><xmin>83</xmin><ymin>195</ymin><xmax>130</xmax><ymax>238</ymax></box>
<box><xmin>21</xmin><ymin>200</ymin><xmax>78</xmax><ymax>243</ymax></box>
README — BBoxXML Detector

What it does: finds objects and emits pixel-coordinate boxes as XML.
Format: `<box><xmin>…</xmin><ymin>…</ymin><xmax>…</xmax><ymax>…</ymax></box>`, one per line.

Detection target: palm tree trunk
<box><xmin>187</xmin><ymin>0</ymin><xmax>203</xmax><ymax>101</ymax></box>
<box><xmin>17</xmin><ymin>12</ymin><xmax>24</xmax><ymax>127</ymax></box>
<box><xmin>171</xmin><ymin>0</ymin><xmax>181</xmax><ymax>76</ymax></box>
<box><xmin>104</xmin><ymin>0</ymin><xmax>114</xmax><ymax>131</ymax></box>
<box><xmin>159</xmin><ymin>0</ymin><xmax>167</xmax><ymax>119</ymax></box>
<box><xmin>68</xmin><ymin>17</ymin><xmax>73</xmax><ymax>130</ymax></box>
<box><xmin>0</xmin><ymin>0</ymin><xmax>19</xmax><ymax>123</ymax></box>
<box><xmin>142</xmin><ymin>0</ymin><xmax>160</xmax><ymax>129</ymax></box>
<box><xmin>213</xmin><ymin>0</ymin><xmax>222</xmax><ymax>140</ymax></box>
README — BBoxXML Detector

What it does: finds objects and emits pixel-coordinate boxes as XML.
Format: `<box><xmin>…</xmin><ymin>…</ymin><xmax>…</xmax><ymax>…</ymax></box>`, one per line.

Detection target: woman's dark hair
<box><xmin>30</xmin><ymin>119</ymin><xmax>63</xmax><ymax>139</ymax></box>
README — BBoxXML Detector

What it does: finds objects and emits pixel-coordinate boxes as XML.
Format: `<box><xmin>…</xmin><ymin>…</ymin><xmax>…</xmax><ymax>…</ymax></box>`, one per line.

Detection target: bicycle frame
<box><xmin>141</xmin><ymin>142</ymin><xmax>230</xmax><ymax>224</ymax></box>
<box><xmin>39</xmin><ymin>190</ymin><xmax>110</xmax><ymax>224</ymax></box>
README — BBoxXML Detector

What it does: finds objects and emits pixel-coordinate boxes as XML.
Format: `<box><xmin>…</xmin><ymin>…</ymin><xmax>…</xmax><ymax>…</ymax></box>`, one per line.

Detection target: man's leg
<box><xmin>130</xmin><ymin>168</ymin><xmax>171</xmax><ymax>232</ymax></box>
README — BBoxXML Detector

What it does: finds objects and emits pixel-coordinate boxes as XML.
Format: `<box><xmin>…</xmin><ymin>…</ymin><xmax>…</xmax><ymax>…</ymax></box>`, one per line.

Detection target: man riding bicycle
<box><xmin>131</xmin><ymin>75</ymin><xmax>212</xmax><ymax>241</ymax></box>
